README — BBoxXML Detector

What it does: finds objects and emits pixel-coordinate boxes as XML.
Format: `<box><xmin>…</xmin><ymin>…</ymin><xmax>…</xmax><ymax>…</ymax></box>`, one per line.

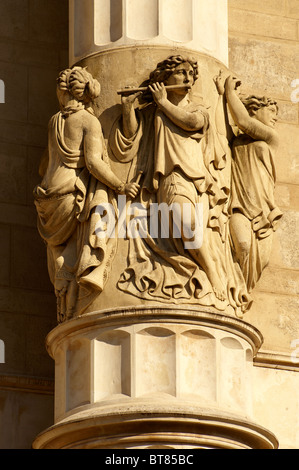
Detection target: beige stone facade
<box><xmin>0</xmin><ymin>0</ymin><xmax>298</xmax><ymax>449</ymax></box>
<box><xmin>228</xmin><ymin>0</ymin><xmax>299</xmax><ymax>448</ymax></box>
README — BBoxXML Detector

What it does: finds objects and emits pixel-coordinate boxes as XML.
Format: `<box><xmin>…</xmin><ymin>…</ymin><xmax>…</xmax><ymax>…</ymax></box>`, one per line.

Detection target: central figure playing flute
<box><xmin>110</xmin><ymin>55</ymin><xmax>250</xmax><ymax>315</ymax></box>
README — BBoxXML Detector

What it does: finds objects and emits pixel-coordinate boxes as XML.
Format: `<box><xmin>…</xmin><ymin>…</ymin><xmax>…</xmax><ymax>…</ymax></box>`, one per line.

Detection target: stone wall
<box><xmin>228</xmin><ymin>0</ymin><xmax>299</xmax><ymax>448</ymax></box>
<box><xmin>228</xmin><ymin>0</ymin><xmax>299</xmax><ymax>365</ymax></box>
<box><xmin>0</xmin><ymin>0</ymin><xmax>69</xmax><ymax>449</ymax></box>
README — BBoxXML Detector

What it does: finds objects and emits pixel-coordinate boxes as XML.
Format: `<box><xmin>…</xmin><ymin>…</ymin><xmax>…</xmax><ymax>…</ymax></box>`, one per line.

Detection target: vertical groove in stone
<box><xmin>70</xmin><ymin>0</ymin><xmax>228</xmax><ymax>65</ymax></box>
<box><xmin>93</xmin><ymin>330</ymin><xmax>131</xmax><ymax>401</ymax></box>
<box><xmin>126</xmin><ymin>0</ymin><xmax>159</xmax><ymax>40</ymax></box>
<box><xmin>94</xmin><ymin>0</ymin><xmax>123</xmax><ymax>45</ymax></box>
<box><xmin>73</xmin><ymin>0</ymin><xmax>94</xmax><ymax>57</ymax></box>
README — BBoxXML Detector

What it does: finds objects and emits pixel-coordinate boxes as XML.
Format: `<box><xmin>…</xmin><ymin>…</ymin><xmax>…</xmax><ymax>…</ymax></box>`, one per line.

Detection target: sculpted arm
<box><xmin>84</xmin><ymin>116</ymin><xmax>139</xmax><ymax>198</ymax></box>
<box><xmin>149</xmin><ymin>83</ymin><xmax>206</xmax><ymax>132</ymax></box>
<box><xmin>213</xmin><ymin>70</ymin><xmax>234</xmax><ymax>141</ymax></box>
<box><xmin>225</xmin><ymin>76</ymin><xmax>278</xmax><ymax>144</ymax></box>
<box><xmin>121</xmin><ymin>92</ymin><xmax>142</xmax><ymax>139</ymax></box>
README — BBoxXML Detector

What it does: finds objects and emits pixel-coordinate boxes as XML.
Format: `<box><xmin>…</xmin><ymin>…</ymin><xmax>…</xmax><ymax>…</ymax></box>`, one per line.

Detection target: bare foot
<box><xmin>54</xmin><ymin>278</ymin><xmax>69</xmax><ymax>298</ymax></box>
<box><xmin>213</xmin><ymin>286</ymin><xmax>226</xmax><ymax>302</ymax></box>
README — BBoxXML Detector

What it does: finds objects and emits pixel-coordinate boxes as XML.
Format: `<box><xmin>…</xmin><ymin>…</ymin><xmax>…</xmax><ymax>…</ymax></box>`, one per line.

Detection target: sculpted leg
<box><xmin>172</xmin><ymin>193</ymin><xmax>227</xmax><ymax>301</ymax></box>
<box><xmin>230</xmin><ymin>212</ymin><xmax>252</xmax><ymax>283</ymax></box>
<box><xmin>258</xmin><ymin>234</ymin><xmax>273</xmax><ymax>273</ymax></box>
<box><xmin>65</xmin><ymin>279</ymin><xmax>79</xmax><ymax>320</ymax></box>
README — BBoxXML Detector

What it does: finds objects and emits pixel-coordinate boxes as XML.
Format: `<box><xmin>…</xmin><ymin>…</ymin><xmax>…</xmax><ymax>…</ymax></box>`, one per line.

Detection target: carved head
<box><xmin>139</xmin><ymin>55</ymin><xmax>198</xmax><ymax>103</ymax></box>
<box><xmin>242</xmin><ymin>95</ymin><xmax>278</xmax><ymax>128</ymax></box>
<box><xmin>149</xmin><ymin>55</ymin><xmax>199</xmax><ymax>86</ymax></box>
<box><xmin>56</xmin><ymin>66</ymin><xmax>101</xmax><ymax>104</ymax></box>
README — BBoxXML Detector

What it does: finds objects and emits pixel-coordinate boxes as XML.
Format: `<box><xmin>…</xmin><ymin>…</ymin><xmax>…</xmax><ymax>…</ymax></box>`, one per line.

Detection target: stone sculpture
<box><xmin>33</xmin><ymin>66</ymin><xmax>139</xmax><ymax>322</ymax></box>
<box><xmin>34</xmin><ymin>58</ymin><xmax>282</xmax><ymax>322</ymax></box>
<box><xmin>223</xmin><ymin>75</ymin><xmax>283</xmax><ymax>291</ymax></box>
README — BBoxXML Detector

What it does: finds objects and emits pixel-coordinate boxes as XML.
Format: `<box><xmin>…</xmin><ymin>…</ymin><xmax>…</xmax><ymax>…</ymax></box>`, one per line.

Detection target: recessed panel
<box><xmin>219</xmin><ymin>337</ymin><xmax>246</xmax><ymax>411</ymax></box>
<box><xmin>126</xmin><ymin>0</ymin><xmax>159</xmax><ymax>40</ymax></box>
<box><xmin>74</xmin><ymin>0</ymin><xmax>94</xmax><ymax>56</ymax></box>
<box><xmin>93</xmin><ymin>330</ymin><xmax>130</xmax><ymax>401</ymax></box>
<box><xmin>180</xmin><ymin>330</ymin><xmax>216</xmax><ymax>401</ymax></box>
<box><xmin>94</xmin><ymin>0</ymin><xmax>123</xmax><ymax>45</ymax></box>
<box><xmin>135</xmin><ymin>327</ymin><xmax>176</xmax><ymax>396</ymax></box>
<box><xmin>66</xmin><ymin>339</ymin><xmax>90</xmax><ymax>411</ymax></box>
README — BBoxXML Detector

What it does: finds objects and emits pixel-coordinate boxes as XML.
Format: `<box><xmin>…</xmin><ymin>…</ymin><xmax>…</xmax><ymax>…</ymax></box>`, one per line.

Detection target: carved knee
<box><xmin>235</xmin><ymin>240</ymin><xmax>251</xmax><ymax>262</ymax></box>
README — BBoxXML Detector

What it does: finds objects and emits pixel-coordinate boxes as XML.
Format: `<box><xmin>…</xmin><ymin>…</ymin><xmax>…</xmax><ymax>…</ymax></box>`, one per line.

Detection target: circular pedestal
<box><xmin>33</xmin><ymin>306</ymin><xmax>278</xmax><ymax>449</ymax></box>
<box><xmin>33</xmin><ymin>405</ymin><xmax>277</xmax><ymax>449</ymax></box>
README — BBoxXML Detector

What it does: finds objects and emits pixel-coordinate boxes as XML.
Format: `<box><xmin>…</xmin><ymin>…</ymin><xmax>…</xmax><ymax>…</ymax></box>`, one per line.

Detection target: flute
<box><xmin>117</xmin><ymin>84</ymin><xmax>191</xmax><ymax>95</ymax></box>
<box><xmin>135</xmin><ymin>170</ymin><xmax>143</xmax><ymax>184</ymax></box>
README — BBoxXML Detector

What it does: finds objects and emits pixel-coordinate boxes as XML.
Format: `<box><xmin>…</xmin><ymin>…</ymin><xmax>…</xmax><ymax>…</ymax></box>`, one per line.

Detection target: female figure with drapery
<box><xmin>220</xmin><ymin>75</ymin><xmax>283</xmax><ymax>291</ymax></box>
<box><xmin>34</xmin><ymin>66</ymin><xmax>139</xmax><ymax>321</ymax></box>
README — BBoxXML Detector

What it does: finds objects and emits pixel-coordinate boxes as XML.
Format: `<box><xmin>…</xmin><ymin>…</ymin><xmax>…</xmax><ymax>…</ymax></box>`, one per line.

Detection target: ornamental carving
<box><xmin>34</xmin><ymin>57</ymin><xmax>282</xmax><ymax>322</ymax></box>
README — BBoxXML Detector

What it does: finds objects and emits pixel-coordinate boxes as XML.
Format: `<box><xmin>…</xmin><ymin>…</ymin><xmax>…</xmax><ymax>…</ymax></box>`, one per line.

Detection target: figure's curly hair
<box><xmin>241</xmin><ymin>95</ymin><xmax>278</xmax><ymax>115</ymax></box>
<box><xmin>57</xmin><ymin>66</ymin><xmax>101</xmax><ymax>103</ymax></box>
<box><xmin>149</xmin><ymin>55</ymin><xmax>199</xmax><ymax>85</ymax></box>
<box><xmin>139</xmin><ymin>55</ymin><xmax>198</xmax><ymax>103</ymax></box>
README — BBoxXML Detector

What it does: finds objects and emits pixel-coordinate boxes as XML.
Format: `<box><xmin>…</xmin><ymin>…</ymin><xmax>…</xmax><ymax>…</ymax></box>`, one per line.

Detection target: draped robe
<box><xmin>34</xmin><ymin>111</ymin><xmax>117</xmax><ymax>319</ymax></box>
<box><xmin>230</xmin><ymin>135</ymin><xmax>283</xmax><ymax>291</ymax></box>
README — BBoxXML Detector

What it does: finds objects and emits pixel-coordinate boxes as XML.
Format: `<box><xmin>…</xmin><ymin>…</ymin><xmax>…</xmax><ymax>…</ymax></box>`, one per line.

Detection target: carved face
<box><xmin>254</xmin><ymin>104</ymin><xmax>278</xmax><ymax>128</ymax></box>
<box><xmin>165</xmin><ymin>62</ymin><xmax>195</xmax><ymax>92</ymax></box>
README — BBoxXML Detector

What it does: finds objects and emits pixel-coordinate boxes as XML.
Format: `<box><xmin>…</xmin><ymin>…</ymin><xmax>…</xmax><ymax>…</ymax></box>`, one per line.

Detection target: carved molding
<box><xmin>45</xmin><ymin>305</ymin><xmax>264</xmax><ymax>359</ymax></box>
<box><xmin>254</xmin><ymin>351</ymin><xmax>299</xmax><ymax>372</ymax></box>
<box><xmin>33</xmin><ymin>405</ymin><xmax>278</xmax><ymax>449</ymax></box>
<box><xmin>0</xmin><ymin>374</ymin><xmax>54</xmax><ymax>395</ymax></box>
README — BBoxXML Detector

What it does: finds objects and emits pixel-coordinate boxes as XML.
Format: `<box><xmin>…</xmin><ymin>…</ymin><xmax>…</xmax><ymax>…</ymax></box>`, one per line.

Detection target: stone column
<box><xmin>69</xmin><ymin>0</ymin><xmax>229</xmax><ymax>66</ymax></box>
<box><xmin>33</xmin><ymin>0</ymin><xmax>278</xmax><ymax>449</ymax></box>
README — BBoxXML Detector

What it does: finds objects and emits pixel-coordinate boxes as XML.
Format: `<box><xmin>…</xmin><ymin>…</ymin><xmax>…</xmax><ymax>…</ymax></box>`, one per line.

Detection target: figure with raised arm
<box><xmin>223</xmin><ymin>75</ymin><xmax>283</xmax><ymax>291</ymax></box>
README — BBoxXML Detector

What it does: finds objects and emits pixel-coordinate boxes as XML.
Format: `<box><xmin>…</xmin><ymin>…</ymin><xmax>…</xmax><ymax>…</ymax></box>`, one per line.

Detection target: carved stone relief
<box><xmin>34</xmin><ymin>56</ymin><xmax>282</xmax><ymax>322</ymax></box>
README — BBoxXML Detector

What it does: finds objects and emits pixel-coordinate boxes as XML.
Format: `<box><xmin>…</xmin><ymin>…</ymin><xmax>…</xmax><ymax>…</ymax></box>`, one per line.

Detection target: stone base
<box><xmin>32</xmin><ymin>306</ymin><xmax>278</xmax><ymax>449</ymax></box>
<box><xmin>33</xmin><ymin>404</ymin><xmax>277</xmax><ymax>449</ymax></box>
